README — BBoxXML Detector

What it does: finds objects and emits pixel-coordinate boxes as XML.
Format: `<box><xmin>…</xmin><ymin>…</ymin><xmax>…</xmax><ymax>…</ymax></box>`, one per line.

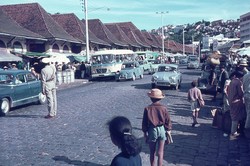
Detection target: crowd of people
<box><xmin>204</xmin><ymin>51</ymin><xmax>250</xmax><ymax>140</ymax></box>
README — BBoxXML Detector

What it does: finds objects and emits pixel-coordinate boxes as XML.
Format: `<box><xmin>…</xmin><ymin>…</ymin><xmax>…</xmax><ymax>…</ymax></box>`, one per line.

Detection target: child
<box><xmin>188</xmin><ymin>80</ymin><xmax>204</xmax><ymax>127</ymax></box>
<box><xmin>142</xmin><ymin>88</ymin><xmax>172</xmax><ymax>166</ymax></box>
<box><xmin>108</xmin><ymin>116</ymin><xmax>142</xmax><ymax>166</ymax></box>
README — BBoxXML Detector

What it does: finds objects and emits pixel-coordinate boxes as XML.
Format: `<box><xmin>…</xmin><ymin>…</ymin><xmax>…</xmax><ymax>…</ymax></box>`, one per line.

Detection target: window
<box><xmin>26</xmin><ymin>73</ymin><xmax>37</xmax><ymax>82</ymax></box>
<box><xmin>16</xmin><ymin>74</ymin><xmax>26</xmax><ymax>84</ymax></box>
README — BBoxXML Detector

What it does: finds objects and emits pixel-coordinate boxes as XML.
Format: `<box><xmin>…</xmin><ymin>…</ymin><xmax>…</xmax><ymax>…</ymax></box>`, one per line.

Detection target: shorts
<box><xmin>191</xmin><ymin>101</ymin><xmax>200</xmax><ymax>112</ymax></box>
<box><xmin>147</xmin><ymin>125</ymin><xmax>166</xmax><ymax>142</ymax></box>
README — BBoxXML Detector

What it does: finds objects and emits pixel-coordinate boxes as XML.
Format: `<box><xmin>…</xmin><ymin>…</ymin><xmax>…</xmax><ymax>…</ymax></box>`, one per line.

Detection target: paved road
<box><xmin>0</xmin><ymin>66</ymin><xmax>249</xmax><ymax>166</ymax></box>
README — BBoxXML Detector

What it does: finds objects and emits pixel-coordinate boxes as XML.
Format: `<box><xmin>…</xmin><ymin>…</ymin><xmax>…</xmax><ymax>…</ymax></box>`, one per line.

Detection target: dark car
<box><xmin>0</xmin><ymin>70</ymin><xmax>46</xmax><ymax>116</ymax></box>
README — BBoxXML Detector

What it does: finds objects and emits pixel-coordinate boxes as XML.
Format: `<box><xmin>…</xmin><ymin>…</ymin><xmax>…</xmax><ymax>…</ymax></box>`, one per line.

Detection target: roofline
<box><xmin>0</xmin><ymin>32</ymin><xmax>47</xmax><ymax>41</ymax></box>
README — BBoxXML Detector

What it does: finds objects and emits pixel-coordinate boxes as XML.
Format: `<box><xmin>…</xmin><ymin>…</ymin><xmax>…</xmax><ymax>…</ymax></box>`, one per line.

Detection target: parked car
<box><xmin>0</xmin><ymin>70</ymin><xmax>46</xmax><ymax>116</ymax></box>
<box><xmin>115</xmin><ymin>61</ymin><xmax>143</xmax><ymax>81</ymax></box>
<box><xmin>179</xmin><ymin>57</ymin><xmax>188</xmax><ymax>64</ymax></box>
<box><xmin>197</xmin><ymin>64</ymin><xmax>221</xmax><ymax>93</ymax></box>
<box><xmin>148</xmin><ymin>59</ymin><xmax>162</xmax><ymax>74</ymax></box>
<box><xmin>151</xmin><ymin>64</ymin><xmax>182</xmax><ymax>90</ymax></box>
<box><xmin>138</xmin><ymin>59</ymin><xmax>152</xmax><ymax>73</ymax></box>
<box><xmin>187</xmin><ymin>57</ymin><xmax>199</xmax><ymax>69</ymax></box>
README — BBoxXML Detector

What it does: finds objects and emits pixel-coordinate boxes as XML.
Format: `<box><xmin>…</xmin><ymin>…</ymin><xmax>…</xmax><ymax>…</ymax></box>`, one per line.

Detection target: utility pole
<box><xmin>84</xmin><ymin>0</ymin><xmax>90</xmax><ymax>62</ymax></box>
<box><xmin>183</xmin><ymin>28</ymin><xmax>185</xmax><ymax>56</ymax></box>
<box><xmin>156</xmin><ymin>11</ymin><xmax>168</xmax><ymax>56</ymax></box>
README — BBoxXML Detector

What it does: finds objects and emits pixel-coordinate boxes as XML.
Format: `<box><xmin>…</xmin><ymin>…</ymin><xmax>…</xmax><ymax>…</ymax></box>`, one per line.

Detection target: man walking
<box><xmin>80</xmin><ymin>61</ymin><xmax>86</xmax><ymax>79</ymax></box>
<box><xmin>41</xmin><ymin>58</ymin><xmax>57</xmax><ymax>119</ymax></box>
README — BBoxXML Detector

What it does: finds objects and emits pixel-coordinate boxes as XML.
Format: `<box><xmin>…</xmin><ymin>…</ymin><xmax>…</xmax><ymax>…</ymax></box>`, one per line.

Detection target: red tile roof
<box><xmin>0</xmin><ymin>8</ymin><xmax>45</xmax><ymax>40</ymax></box>
<box><xmin>88</xmin><ymin>19</ymin><xmax>128</xmax><ymax>47</ymax></box>
<box><xmin>115</xmin><ymin>22</ymin><xmax>151</xmax><ymax>49</ymax></box>
<box><xmin>0</xmin><ymin>3</ymin><xmax>80</xmax><ymax>43</ymax></box>
<box><xmin>105</xmin><ymin>23</ymin><xmax>141</xmax><ymax>48</ymax></box>
<box><xmin>51</xmin><ymin>13</ymin><xmax>110</xmax><ymax>46</ymax></box>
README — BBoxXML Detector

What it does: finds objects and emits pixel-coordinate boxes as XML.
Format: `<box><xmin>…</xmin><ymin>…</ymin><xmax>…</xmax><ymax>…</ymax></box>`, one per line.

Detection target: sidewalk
<box><xmin>57</xmin><ymin>78</ymin><xmax>89</xmax><ymax>90</ymax></box>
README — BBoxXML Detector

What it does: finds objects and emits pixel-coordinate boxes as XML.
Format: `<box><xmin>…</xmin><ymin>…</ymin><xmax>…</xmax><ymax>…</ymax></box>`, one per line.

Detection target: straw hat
<box><xmin>239</xmin><ymin>59</ymin><xmax>248</xmax><ymax>66</ymax></box>
<box><xmin>147</xmin><ymin>88</ymin><xmax>165</xmax><ymax>99</ymax></box>
<box><xmin>41</xmin><ymin>58</ymin><xmax>51</xmax><ymax>64</ymax></box>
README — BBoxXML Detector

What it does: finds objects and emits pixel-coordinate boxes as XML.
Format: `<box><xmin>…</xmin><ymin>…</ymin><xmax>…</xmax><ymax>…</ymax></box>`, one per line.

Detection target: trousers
<box><xmin>45</xmin><ymin>88</ymin><xmax>57</xmax><ymax>116</ymax></box>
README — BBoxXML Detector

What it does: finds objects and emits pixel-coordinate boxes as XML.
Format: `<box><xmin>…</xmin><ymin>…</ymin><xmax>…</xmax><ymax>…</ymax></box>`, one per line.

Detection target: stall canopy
<box><xmin>0</xmin><ymin>49</ymin><xmax>22</xmax><ymax>62</ymax></box>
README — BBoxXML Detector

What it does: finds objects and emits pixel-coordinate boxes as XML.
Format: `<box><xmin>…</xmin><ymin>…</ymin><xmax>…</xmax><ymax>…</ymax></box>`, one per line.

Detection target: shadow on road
<box><xmin>53</xmin><ymin>156</ymin><xmax>109</xmax><ymax>166</ymax></box>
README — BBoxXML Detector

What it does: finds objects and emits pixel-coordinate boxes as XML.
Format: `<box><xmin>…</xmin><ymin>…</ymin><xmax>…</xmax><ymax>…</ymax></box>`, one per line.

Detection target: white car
<box><xmin>151</xmin><ymin>64</ymin><xmax>182</xmax><ymax>90</ymax></box>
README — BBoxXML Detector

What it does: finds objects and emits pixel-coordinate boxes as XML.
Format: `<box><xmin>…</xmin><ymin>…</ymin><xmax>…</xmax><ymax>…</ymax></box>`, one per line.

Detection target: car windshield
<box><xmin>0</xmin><ymin>74</ymin><xmax>14</xmax><ymax>85</ymax></box>
<box><xmin>122</xmin><ymin>63</ymin><xmax>134</xmax><ymax>69</ymax></box>
<box><xmin>189</xmin><ymin>58</ymin><xmax>198</xmax><ymax>61</ymax></box>
<box><xmin>149</xmin><ymin>60</ymin><xmax>161</xmax><ymax>64</ymax></box>
<box><xmin>158</xmin><ymin>66</ymin><xmax>175</xmax><ymax>72</ymax></box>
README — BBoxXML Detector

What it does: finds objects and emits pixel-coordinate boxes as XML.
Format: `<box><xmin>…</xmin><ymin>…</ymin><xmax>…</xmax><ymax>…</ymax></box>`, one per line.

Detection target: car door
<box><xmin>26</xmin><ymin>72</ymin><xmax>41</xmax><ymax>97</ymax></box>
<box><xmin>12</xmin><ymin>73</ymin><xmax>31</xmax><ymax>103</ymax></box>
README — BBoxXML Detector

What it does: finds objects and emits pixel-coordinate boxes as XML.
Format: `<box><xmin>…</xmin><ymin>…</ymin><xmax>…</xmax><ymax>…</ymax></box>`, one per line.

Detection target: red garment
<box><xmin>228</xmin><ymin>78</ymin><xmax>246</xmax><ymax>121</ymax></box>
<box><xmin>142</xmin><ymin>102</ymin><xmax>172</xmax><ymax>132</ymax></box>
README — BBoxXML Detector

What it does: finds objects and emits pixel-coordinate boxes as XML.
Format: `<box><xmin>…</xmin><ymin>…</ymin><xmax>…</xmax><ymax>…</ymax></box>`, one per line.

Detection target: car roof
<box><xmin>158</xmin><ymin>64</ymin><xmax>178</xmax><ymax>68</ymax></box>
<box><xmin>0</xmin><ymin>69</ymin><xmax>30</xmax><ymax>75</ymax></box>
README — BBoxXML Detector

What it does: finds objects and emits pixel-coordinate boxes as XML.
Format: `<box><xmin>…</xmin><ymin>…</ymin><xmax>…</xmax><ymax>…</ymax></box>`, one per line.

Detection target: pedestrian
<box><xmin>218</xmin><ymin>64</ymin><xmax>229</xmax><ymax>104</ymax></box>
<box><xmin>188</xmin><ymin>80</ymin><xmax>205</xmax><ymax>127</ymax></box>
<box><xmin>62</xmin><ymin>62</ymin><xmax>67</xmax><ymax>71</ymax></box>
<box><xmin>41</xmin><ymin>58</ymin><xmax>57</xmax><ymax>119</ymax></box>
<box><xmin>107</xmin><ymin>116</ymin><xmax>142</xmax><ymax>166</ymax></box>
<box><xmin>142</xmin><ymin>88</ymin><xmax>172</xmax><ymax>166</ymax></box>
<box><xmin>228</xmin><ymin>71</ymin><xmax>246</xmax><ymax>140</ymax></box>
<box><xmin>208</xmin><ymin>65</ymin><xmax>218</xmax><ymax>101</ymax></box>
<box><xmin>80</xmin><ymin>61</ymin><xmax>86</xmax><ymax>79</ymax></box>
<box><xmin>243</xmin><ymin>70</ymin><xmax>250</xmax><ymax>138</ymax></box>
<box><xmin>237</xmin><ymin>59</ymin><xmax>249</xmax><ymax>75</ymax></box>
<box><xmin>11</xmin><ymin>63</ymin><xmax>18</xmax><ymax>70</ymax></box>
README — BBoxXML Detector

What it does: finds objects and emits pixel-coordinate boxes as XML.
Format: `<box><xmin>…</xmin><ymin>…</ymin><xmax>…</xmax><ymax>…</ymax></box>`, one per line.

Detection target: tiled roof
<box><xmin>0</xmin><ymin>3</ymin><xmax>80</xmax><ymax>43</ymax></box>
<box><xmin>151</xmin><ymin>34</ymin><xmax>163</xmax><ymax>49</ymax></box>
<box><xmin>51</xmin><ymin>13</ymin><xmax>110</xmax><ymax>46</ymax></box>
<box><xmin>141</xmin><ymin>31</ymin><xmax>160</xmax><ymax>48</ymax></box>
<box><xmin>115</xmin><ymin>22</ymin><xmax>151</xmax><ymax>48</ymax></box>
<box><xmin>0</xmin><ymin>8</ymin><xmax>45</xmax><ymax>40</ymax></box>
<box><xmin>88</xmin><ymin>19</ymin><xmax>128</xmax><ymax>47</ymax></box>
<box><xmin>105</xmin><ymin>23</ymin><xmax>141</xmax><ymax>48</ymax></box>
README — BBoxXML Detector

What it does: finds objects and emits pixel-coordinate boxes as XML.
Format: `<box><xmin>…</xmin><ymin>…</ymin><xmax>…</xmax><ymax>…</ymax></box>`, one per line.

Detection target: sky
<box><xmin>1</xmin><ymin>0</ymin><xmax>250</xmax><ymax>31</ymax></box>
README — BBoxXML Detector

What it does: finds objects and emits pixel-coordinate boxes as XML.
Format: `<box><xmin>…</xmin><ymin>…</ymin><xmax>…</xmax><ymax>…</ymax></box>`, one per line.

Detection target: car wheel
<box><xmin>38</xmin><ymin>92</ymin><xmax>46</xmax><ymax>104</ymax></box>
<box><xmin>132</xmin><ymin>74</ymin><xmax>136</xmax><ymax>81</ymax></box>
<box><xmin>0</xmin><ymin>98</ymin><xmax>10</xmax><ymax>116</ymax></box>
<box><xmin>151</xmin><ymin>83</ymin><xmax>156</xmax><ymax>88</ymax></box>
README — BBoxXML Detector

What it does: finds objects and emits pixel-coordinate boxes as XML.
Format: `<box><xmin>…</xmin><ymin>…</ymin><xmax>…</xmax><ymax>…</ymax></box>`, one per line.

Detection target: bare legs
<box><xmin>148</xmin><ymin>140</ymin><xmax>165</xmax><ymax>166</ymax></box>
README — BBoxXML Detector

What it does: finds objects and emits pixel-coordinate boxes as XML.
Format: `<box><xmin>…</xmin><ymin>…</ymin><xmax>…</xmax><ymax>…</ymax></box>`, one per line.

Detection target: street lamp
<box><xmin>156</xmin><ymin>11</ymin><xmax>168</xmax><ymax>56</ymax></box>
<box><xmin>182</xmin><ymin>28</ymin><xmax>185</xmax><ymax>56</ymax></box>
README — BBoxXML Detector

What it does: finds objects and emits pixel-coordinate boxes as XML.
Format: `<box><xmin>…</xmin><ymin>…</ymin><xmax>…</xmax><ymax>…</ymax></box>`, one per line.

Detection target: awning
<box><xmin>0</xmin><ymin>49</ymin><xmax>22</xmax><ymax>62</ymax></box>
<box><xmin>68</xmin><ymin>55</ymin><xmax>86</xmax><ymax>62</ymax></box>
<box><xmin>11</xmin><ymin>51</ymin><xmax>50</xmax><ymax>58</ymax></box>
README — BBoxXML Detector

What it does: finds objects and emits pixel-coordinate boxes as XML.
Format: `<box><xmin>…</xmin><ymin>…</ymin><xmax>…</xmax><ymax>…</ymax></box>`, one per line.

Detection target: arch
<box><xmin>13</xmin><ymin>41</ymin><xmax>23</xmax><ymax>52</ymax></box>
<box><xmin>0</xmin><ymin>40</ymin><xmax>6</xmax><ymax>49</ymax></box>
<box><xmin>52</xmin><ymin>44</ymin><xmax>59</xmax><ymax>52</ymax></box>
<box><xmin>63</xmin><ymin>45</ymin><xmax>69</xmax><ymax>53</ymax></box>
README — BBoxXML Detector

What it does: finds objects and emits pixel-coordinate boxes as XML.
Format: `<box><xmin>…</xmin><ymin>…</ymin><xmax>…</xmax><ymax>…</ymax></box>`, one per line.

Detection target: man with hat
<box><xmin>142</xmin><ymin>88</ymin><xmax>172</xmax><ymax>166</ymax></box>
<box><xmin>41</xmin><ymin>58</ymin><xmax>57</xmax><ymax>119</ymax></box>
<box><xmin>237</xmin><ymin>59</ymin><xmax>249</xmax><ymax>75</ymax></box>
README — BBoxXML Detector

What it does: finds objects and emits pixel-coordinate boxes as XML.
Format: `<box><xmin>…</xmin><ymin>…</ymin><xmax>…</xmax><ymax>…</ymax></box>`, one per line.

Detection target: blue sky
<box><xmin>1</xmin><ymin>0</ymin><xmax>250</xmax><ymax>31</ymax></box>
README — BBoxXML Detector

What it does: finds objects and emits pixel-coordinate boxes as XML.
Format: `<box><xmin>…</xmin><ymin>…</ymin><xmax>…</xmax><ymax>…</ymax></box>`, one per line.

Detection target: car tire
<box><xmin>38</xmin><ymin>92</ymin><xmax>46</xmax><ymax>104</ymax></box>
<box><xmin>151</xmin><ymin>83</ymin><xmax>156</xmax><ymax>88</ymax></box>
<box><xmin>0</xmin><ymin>98</ymin><xmax>10</xmax><ymax>116</ymax></box>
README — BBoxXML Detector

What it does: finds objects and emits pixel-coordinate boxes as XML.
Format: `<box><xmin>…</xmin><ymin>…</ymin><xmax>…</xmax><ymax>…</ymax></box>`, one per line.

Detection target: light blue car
<box><xmin>115</xmin><ymin>61</ymin><xmax>144</xmax><ymax>81</ymax></box>
<box><xmin>151</xmin><ymin>64</ymin><xmax>182</xmax><ymax>90</ymax></box>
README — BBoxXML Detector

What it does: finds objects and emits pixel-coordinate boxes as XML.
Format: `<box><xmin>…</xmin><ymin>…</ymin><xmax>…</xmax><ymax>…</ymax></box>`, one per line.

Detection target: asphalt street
<box><xmin>0</xmin><ymin>65</ymin><xmax>250</xmax><ymax>166</ymax></box>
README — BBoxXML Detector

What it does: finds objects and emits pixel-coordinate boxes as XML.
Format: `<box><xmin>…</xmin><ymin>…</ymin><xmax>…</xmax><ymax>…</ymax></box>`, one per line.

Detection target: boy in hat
<box><xmin>142</xmin><ymin>88</ymin><xmax>172</xmax><ymax>166</ymax></box>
